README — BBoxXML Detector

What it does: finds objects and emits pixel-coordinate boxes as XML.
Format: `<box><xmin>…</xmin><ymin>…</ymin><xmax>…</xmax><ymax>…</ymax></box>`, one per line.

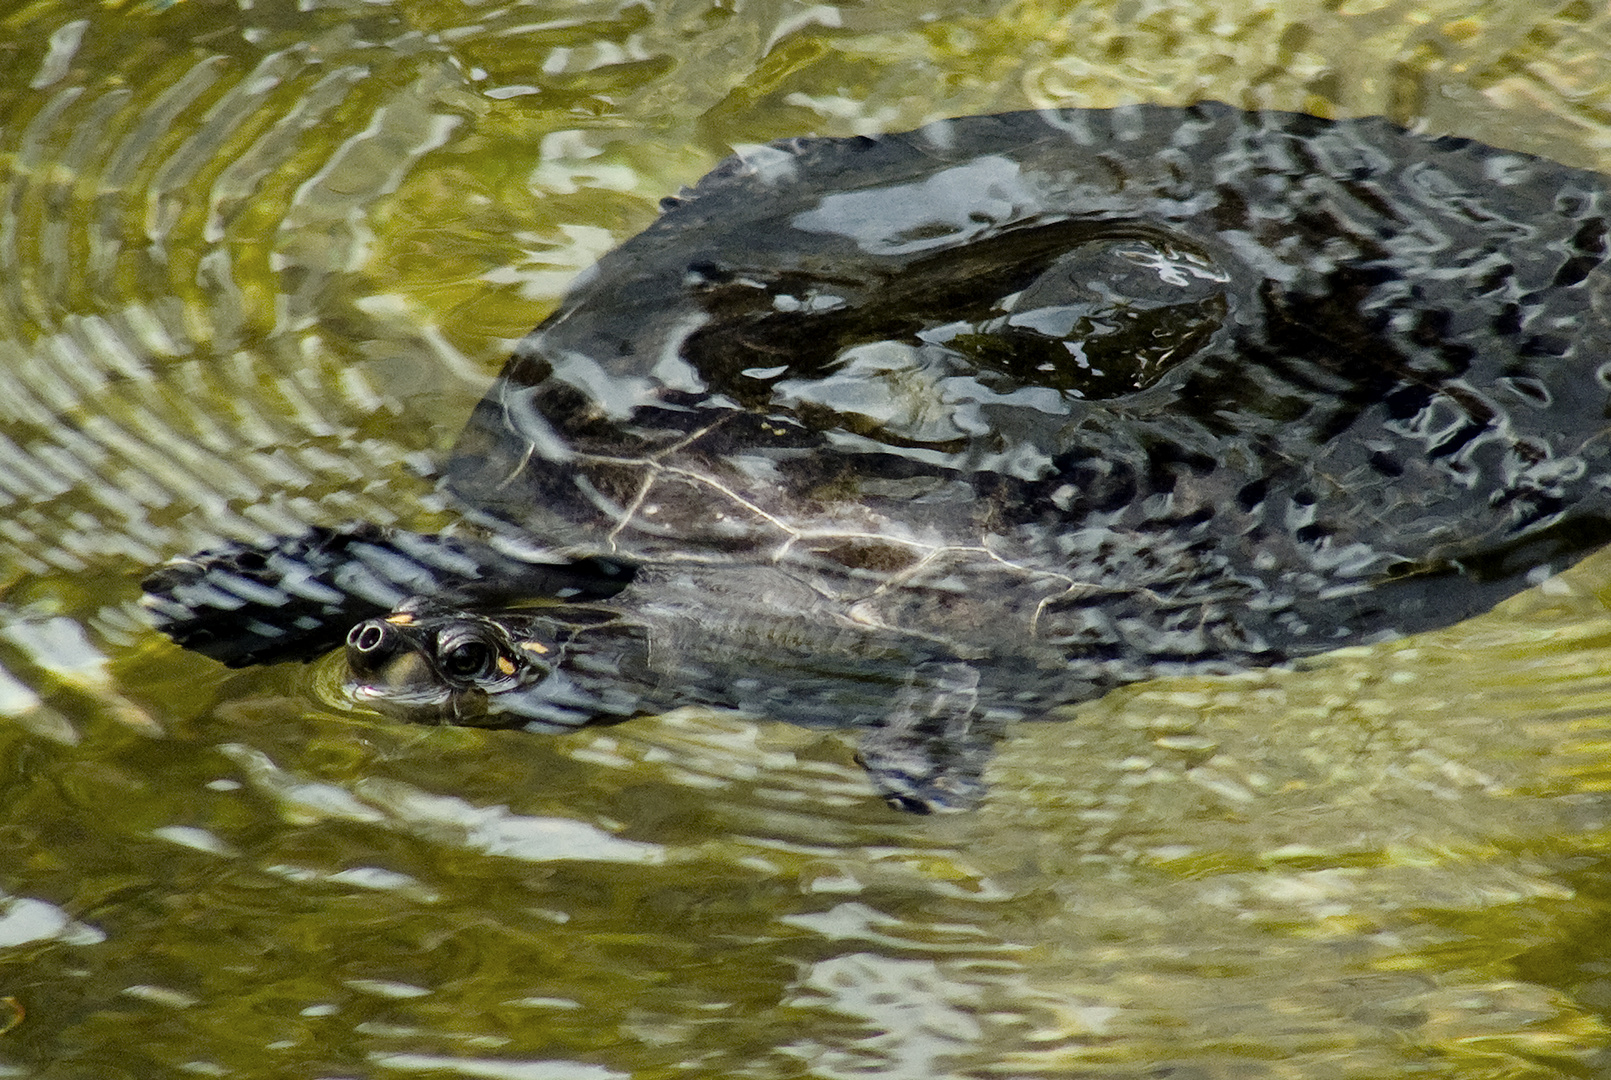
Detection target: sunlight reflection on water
<box><xmin>2</xmin><ymin>1</ymin><xmax>1611</xmax><ymax>1077</ymax></box>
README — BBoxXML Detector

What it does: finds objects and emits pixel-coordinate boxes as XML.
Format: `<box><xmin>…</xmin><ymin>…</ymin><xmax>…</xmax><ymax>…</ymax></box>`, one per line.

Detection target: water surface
<box><xmin>4</xmin><ymin>1</ymin><xmax>1611</xmax><ymax>1077</ymax></box>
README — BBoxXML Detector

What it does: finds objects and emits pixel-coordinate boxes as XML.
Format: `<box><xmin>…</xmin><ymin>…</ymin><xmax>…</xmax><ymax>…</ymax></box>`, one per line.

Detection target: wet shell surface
<box><xmin>447</xmin><ymin>101</ymin><xmax>1611</xmax><ymax>673</ymax></box>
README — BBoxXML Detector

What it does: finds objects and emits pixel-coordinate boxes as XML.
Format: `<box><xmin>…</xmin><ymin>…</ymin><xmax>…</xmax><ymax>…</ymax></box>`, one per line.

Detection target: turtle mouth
<box><xmin>348</xmin><ymin>649</ymin><xmax>480</xmax><ymax>715</ymax></box>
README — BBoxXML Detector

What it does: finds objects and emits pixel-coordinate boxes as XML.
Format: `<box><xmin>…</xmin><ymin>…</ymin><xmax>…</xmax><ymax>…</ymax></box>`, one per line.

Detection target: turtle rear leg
<box><xmin>143</xmin><ymin>524</ymin><xmax>633</xmax><ymax>668</ymax></box>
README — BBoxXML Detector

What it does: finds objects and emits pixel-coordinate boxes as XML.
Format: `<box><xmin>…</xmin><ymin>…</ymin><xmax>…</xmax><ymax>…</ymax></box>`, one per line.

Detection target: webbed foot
<box><xmin>856</xmin><ymin>662</ymin><xmax>1004</xmax><ymax>813</ymax></box>
<box><xmin>144</xmin><ymin>525</ymin><xmax>638</xmax><ymax>668</ymax></box>
<box><xmin>142</xmin><ymin>525</ymin><xmax>398</xmax><ymax>667</ymax></box>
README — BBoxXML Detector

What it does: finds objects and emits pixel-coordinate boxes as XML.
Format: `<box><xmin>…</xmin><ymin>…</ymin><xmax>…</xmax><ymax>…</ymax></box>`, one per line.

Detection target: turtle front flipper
<box><xmin>144</xmin><ymin>525</ymin><xmax>399</xmax><ymax>667</ymax></box>
<box><xmin>855</xmin><ymin>662</ymin><xmax>1005</xmax><ymax>814</ymax></box>
<box><xmin>143</xmin><ymin>524</ymin><xmax>634</xmax><ymax>668</ymax></box>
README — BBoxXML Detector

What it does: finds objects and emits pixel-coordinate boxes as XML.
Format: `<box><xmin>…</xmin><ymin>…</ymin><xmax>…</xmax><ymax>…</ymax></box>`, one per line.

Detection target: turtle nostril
<box><xmin>347</xmin><ymin>621</ymin><xmax>390</xmax><ymax>654</ymax></box>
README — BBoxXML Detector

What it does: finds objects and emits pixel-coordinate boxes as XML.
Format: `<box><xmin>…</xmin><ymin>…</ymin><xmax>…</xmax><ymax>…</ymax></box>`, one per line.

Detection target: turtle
<box><xmin>143</xmin><ymin>101</ymin><xmax>1611</xmax><ymax>812</ymax></box>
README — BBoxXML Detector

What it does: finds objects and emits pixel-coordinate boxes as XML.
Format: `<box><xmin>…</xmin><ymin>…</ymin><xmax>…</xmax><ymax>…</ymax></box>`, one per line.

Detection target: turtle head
<box><xmin>342</xmin><ymin>599</ymin><xmax>636</xmax><ymax>733</ymax></box>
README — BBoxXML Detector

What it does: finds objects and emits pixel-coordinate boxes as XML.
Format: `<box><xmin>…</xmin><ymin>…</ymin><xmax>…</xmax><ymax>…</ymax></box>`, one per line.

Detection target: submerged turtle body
<box><xmin>145</xmin><ymin>102</ymin><xmax>1611</xmax><ymax>810</ymax></box>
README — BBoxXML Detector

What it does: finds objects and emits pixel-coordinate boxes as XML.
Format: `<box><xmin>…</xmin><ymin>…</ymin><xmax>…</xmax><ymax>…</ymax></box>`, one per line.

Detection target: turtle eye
<box><xmin>437</xmin><ymin>636</ymin><xmax>499</xmax><ymax>680</ymax></box>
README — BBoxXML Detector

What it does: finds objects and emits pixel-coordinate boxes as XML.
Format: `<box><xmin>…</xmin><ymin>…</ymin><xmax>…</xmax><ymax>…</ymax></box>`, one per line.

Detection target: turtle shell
<box><xmin>444</xmin><ymin>102</ymin><xmax>1611</xmax><ymax>672</ymax></box>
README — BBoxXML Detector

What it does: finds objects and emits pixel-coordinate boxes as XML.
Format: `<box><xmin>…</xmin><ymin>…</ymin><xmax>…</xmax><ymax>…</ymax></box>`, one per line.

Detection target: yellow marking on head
<box><xmin>385</xmin><ymin>612</ymin><xmax>416</xmax><ymax>626</ymax></box>
<box><xmin>519</xmin><ymin>641</ymin><xmax>550</xmax><ymax>655</ymax></box>
<box><xmin>496</xmin><ymin>656</ymin><xmax>516</xmax><ymax>676</ymax></box>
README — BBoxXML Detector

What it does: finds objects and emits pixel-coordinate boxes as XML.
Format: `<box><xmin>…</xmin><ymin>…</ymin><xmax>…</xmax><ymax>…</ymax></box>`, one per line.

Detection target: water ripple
<box><xmin>1</xmin><ymin>3</ymin><xmax>1611</xmax><ymax>1077</ymax></box>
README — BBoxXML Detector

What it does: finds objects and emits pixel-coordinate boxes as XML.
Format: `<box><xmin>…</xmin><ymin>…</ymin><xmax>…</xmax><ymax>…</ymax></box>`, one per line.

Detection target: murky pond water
<box><xmin>5</xmin><ymin>1</ymin><xmax>1611</xmax><ymax>1077</ymax></box>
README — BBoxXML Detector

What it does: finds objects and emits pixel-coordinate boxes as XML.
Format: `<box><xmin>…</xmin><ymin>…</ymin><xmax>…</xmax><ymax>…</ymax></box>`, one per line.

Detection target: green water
<box><xmin>3</xmin><ymin>0</ymin><xmax>1611</xmax><ymax>1076</ymax></box>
